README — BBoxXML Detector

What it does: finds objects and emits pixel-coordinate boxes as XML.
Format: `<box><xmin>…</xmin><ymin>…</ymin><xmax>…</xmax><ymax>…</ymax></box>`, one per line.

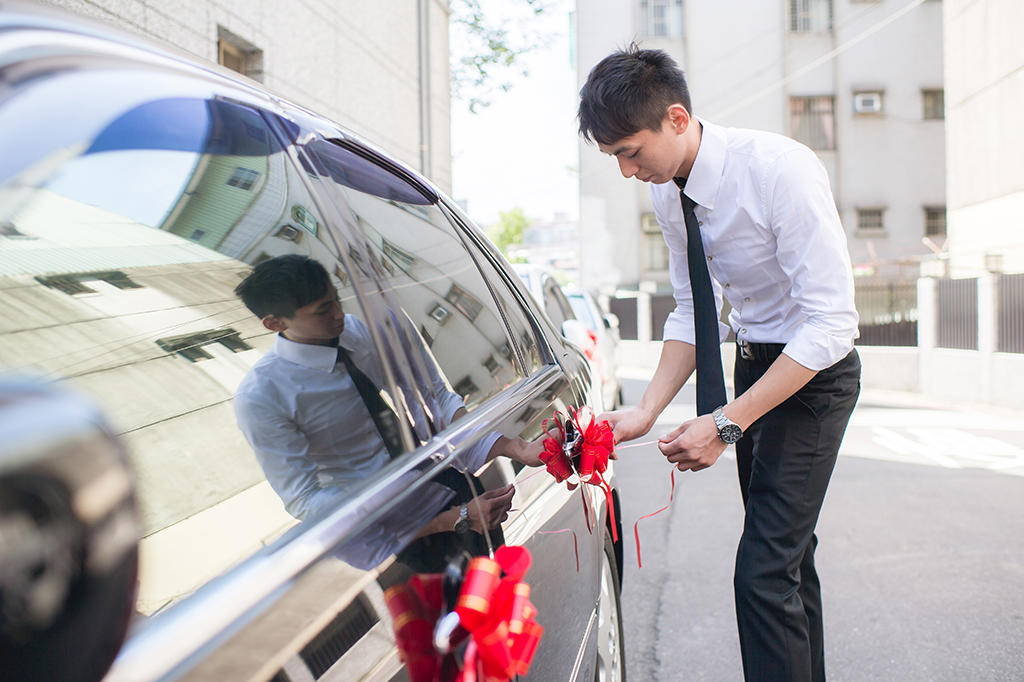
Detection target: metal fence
<box><xmin>936</xmin><ymin>277</ymin><xmax>978</xmax><ymax>350</ymax></box>
<box><xmin>650</xmin><ymin>293</ymin><xmax>676</xmax><ymax>341</ymax></box>
<box><xmin>608</xmin><ymin>297</ymin><xmax>638</xmax><ymax>340</ymax></box>
<box><xmin>854</xmin><ymin>281</ymin><xmax>918</xmax><ymax>346</ymax></box>
<box><xmin>998</xmin><ymin>273</ymin><xmax>1024</xmax><ymax>353</ymax></box>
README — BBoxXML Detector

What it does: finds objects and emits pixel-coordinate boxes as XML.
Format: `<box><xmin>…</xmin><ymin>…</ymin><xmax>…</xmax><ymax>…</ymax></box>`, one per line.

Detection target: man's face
<box><xmin>272</xmin><ymin>284</ymin><xmax>345</xmax><ymax>346</ymax></box>
<box><xmin>597</xmin><ymin>116</ymin><xmax>687</xmax><ymax>184</ymax></box>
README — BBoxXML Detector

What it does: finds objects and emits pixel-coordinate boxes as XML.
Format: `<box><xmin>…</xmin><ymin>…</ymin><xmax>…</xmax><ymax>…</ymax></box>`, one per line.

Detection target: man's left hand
<box><xmin>657</xmin><ymin>414</ymin><xmax>727</xmax><ymax>472</ymax></box>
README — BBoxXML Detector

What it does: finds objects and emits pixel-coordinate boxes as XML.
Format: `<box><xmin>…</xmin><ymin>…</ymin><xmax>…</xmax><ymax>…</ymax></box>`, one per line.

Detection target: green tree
<box><xmin>450</xmin><ymin>0</ymin><xmax>549</xmax><ymax>113</ymax></box>
<box><xmin>487</xmin><ymin>207</ymin><xmax>529</xmax><ymax>258</ymax></box>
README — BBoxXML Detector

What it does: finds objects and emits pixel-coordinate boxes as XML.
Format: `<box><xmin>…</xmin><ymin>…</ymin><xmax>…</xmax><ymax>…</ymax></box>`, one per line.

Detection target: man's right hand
<box><xmin>467</xmin><ymin>483</ymin><xmax>515</xmax><ymax>533</ymax></box>
<box><xmin>599</xmin><ymin>406</ymin><xmax>654</xmax><ymax>452</ymax></box>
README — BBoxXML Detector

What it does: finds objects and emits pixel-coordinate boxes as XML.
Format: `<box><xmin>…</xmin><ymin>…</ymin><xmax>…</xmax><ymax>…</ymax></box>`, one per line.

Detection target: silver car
<box><xmin>0</xmin><ymin>5</ymin><xmax>624</xmax><ymax>681</ymax></box>
<box><xmin>565</xmin><ymin>287</ymin><xmax>622</xmax><ymax>410</ymax></box>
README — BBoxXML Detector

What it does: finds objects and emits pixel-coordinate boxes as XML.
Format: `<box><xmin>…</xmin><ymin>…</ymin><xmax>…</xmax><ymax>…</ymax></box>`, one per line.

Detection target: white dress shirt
<box><xmin>652</xmin><ymin>118</ymin><xmax>859</xmax><ymax>371</ymax></box>
<box><xmin>234</xmin><ymin>314</ymin><xmax>495</xmax><ymax>526</ymax></box>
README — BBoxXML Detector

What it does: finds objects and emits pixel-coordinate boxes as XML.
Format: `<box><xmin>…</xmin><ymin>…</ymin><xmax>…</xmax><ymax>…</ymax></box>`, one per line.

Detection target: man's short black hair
<box><xmin>234</xmin><ymin>254</ymin><xmax>331</xmax><ymax>319</ymax></box>
<box><xmin>578</xmin><ymin>43</ymin><xmax>692</xmax><ymax>145</ymax></box>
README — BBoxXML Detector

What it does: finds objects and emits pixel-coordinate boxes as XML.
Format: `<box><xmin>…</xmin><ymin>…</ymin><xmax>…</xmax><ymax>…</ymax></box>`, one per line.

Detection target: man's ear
<box><xmin>262</xmin><ymin>315</ymin><xmax>287</xmax><ymax>333</ymax></box>
<box><xmin>667</xmin><ymin>104</ymin><xmax>691</xmax><ymax>134</ymax></box>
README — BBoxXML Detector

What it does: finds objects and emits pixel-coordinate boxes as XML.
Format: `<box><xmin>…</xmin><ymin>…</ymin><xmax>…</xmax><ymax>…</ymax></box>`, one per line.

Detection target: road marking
<box><xmin>871</xmin><ymin>426</ymin><xmax>962</xmax><ymax>468</ymax></box>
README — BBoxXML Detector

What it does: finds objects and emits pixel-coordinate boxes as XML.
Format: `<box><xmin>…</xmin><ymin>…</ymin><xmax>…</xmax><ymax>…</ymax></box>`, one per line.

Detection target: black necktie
<box><xmin>674</xmin><ymin>179</ymin><xmax>727</xmax><ymax>415</ymax></box>
<box><xmin>336</xmin><ymin>345</ymin><xmax>405</xmax><ymax>458</ymax></box>
<box><xmin>336</xmin><ymin>344</ymin><xmax>474</xmax><ymax>500</ymax></box>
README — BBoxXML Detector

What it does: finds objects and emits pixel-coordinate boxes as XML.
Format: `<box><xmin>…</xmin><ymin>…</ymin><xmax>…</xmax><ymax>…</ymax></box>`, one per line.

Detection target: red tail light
<box><xmin>584</xmin><ymin>330</ymin><xmax>599</xmax><ymax>360</ymax></box>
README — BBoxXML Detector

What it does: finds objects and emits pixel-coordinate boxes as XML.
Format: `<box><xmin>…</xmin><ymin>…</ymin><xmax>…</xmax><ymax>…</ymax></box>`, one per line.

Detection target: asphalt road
<box><xmin>612</xmin><ymin>375</ymin><xmax>1024</xmax><ymax>682</ymax></box>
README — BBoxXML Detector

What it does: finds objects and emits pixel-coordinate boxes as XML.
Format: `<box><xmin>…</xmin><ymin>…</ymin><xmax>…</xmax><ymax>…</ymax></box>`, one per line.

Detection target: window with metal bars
<box><xmin>226</xmin><ymin>166</ymin><xmax>260</xmax><ymax>190</ymax></box>
<box><xmin>924</xmin><ymin>206</ymin><xmax>946</xmax><ymax>236</ymax></box>
<box><xmin>155</xmin><ymin>328</ymin><xmax>253</xmax><ymax>362</ymax></box>
<box><xmin>790</xmin><ymin>96</ymin><xmax>836</xmax><ymax>150</ymax></box>
<box><xmin>922</xmin><ymin>89</ymin><xmax>945</xmax><ymax>120</ymax></box>
<box><xmin>857</xmin><ymin>208</ymin><xmax>885</xmax><ymax>233</ymax></box>
<box><xmin>639</xmin><ymin>0</ymin><xmax>684</xmax><ymax>38</ymax></box>
<box><xmin>789</xmin><ymin>0</ymin><xmax>832</xmax><ymax>32</ymax></box>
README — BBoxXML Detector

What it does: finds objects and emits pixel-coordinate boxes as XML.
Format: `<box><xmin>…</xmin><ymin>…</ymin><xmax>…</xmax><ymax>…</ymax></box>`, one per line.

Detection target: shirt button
<box><xmin>724</xmin><ymin>283</ymin><xmax>731</xmax><ymax>288</ymax></box>
<box><xmin>741</xmin><ymin>328</ymin><xmax>747</xmax><ymax>333</ymax></box>
<box><xmin>698</xmin><ymin>220</ymin><xmax>703</xmax><ymax>226</ymax></box>
<box><xmin>707</xmin><ymin>255</ymin><xmax>713</xmax><ymax>261</ymax></box>
<box><xmin>744</xmin><ymin>297</ymin><xmax>751</xmax><ymax>302</ymax></box>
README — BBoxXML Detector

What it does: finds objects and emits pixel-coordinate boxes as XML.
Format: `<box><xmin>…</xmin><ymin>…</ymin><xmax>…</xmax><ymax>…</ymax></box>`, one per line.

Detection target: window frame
<box><xmin>922</xmin><ymin>88</ymin><xmax>945</xmax><ymax>120</ymax></box>
<box><xmin>789</xmin><ymin>95</ymin><xmax>837</xmax><ymax>151</ymax></box>
<box><xmin>856</xmin><ymin>207</ymin><xmax>886</xmax><ymax>235</ymax></box>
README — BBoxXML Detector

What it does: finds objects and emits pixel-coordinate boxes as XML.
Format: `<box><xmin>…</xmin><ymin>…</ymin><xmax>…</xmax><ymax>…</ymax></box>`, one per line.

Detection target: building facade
<box><xmin>576</xmin><ymin>0</ymin><xmax>946</xmax><ymax>293</ymax></box>
<box><xmin>40</xmin><ymin>0</ymin><xmax>453</xmax><ymax>192</ymax></box>
<box><xmin>942</xmin><ymin>0</ymin><xmax>1024</xmax><ymax>277</ymax></box>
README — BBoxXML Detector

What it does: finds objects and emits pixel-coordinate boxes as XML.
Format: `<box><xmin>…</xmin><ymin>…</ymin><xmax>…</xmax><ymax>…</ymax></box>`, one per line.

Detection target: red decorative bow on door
<box><xmin>384</xmin><ymin>545</ymin><xmax>543</xmax><ymax>682</ymax></box>
<box><xmin>539</xmin><ymin>407</ymin><xmax>618</xmax><ymax>543</ymax></box>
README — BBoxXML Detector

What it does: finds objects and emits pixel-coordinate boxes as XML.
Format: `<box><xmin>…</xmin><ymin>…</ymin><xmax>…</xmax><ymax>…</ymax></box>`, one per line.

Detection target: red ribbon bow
<box><xmin>539</xmin><ymin>408</ymin><xmax>618</xmax><ymax>544</ymax></box>
<box><xmin>384</xmin><ymin>546</ymin><xmax>543</xmax><ymax>682</ymax></box>
<box><xmin>456</xmin><ymin>545</ymin><xmax>543</xmax><ymax>681</ymax></box>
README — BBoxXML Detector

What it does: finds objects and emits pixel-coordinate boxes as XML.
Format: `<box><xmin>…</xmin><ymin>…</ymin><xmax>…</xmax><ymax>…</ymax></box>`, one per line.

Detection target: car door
<box><xmin>295</xmin><ymin>132</ymin><xmax>610</xmax><ymax>680</ymax></box>
<box><xmin>439</xmin><ymin>202</ymin><xmax>615</xmax><ymax>682</ymax></box>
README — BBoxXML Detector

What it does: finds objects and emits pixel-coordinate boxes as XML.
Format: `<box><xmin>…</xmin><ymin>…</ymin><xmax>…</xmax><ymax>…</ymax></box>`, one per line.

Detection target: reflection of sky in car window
<box><xmin>44</xmin><ymin>150</ymin><xmax>198</xmax><ymax>226</ymax></box>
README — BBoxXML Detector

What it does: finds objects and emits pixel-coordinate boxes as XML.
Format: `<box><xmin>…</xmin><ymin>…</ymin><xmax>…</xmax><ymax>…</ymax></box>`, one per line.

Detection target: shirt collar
<box><xmin>681</xmin><ymin>118</ymin><xmax>726</xmax><ymax>211</ymax></box>
<box><xmin>272</xmin><ymin>314</ymin><xmax>358</xmax><ymax>373</ymax></box>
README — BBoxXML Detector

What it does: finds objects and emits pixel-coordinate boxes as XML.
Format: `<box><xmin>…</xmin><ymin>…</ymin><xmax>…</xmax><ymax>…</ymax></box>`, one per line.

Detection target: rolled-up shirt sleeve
<box><xmin>768</xmin><ymin>148</ymin><xmax>859</xmax><ymax>370</ymax></box>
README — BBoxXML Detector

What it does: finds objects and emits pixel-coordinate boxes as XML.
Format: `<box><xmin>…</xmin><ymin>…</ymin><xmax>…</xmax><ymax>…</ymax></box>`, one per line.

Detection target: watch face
<box><xmin>454</xmin><ymin>518</ymin><xmax>471</xmax><ymax>535</ymax></box>
<box><xmin>719</xmin><ymin>424</ymin><xmax>743</xmax><ymax>444</ymax></box>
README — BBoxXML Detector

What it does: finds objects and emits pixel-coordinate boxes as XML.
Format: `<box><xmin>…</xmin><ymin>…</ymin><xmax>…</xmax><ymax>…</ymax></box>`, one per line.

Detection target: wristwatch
<box><xmin>712</xmin><ymin>406</ymin><xmax>743</xmax><ymax>444</ymax></box>
<box><xmin>453</xmin><ymin>504</ymin><xmax>471</xmax><ymax>534</ymax></box>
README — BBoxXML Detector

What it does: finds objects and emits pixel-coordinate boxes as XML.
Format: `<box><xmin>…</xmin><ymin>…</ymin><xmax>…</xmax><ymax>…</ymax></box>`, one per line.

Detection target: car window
<box><xmin>441</xmin><ymin>206</ymin><xmax>547</xmax><ymax>373</ymax></box>
<box><xmin>304</xmin><ymin>139</ymin><xmax>529</xmax><ymax>416</ymax></box>
<box><xmin>0</xmin><ymin>91</ymin><xmax>454</xmax><ymax>623</ymax></box>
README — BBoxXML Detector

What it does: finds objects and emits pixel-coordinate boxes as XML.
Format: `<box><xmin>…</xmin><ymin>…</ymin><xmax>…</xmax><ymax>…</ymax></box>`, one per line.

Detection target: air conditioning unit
<box><xmin>853</xmin><ymin>92</ymin><xmax>883</xmax><ymax>114</ymax></box>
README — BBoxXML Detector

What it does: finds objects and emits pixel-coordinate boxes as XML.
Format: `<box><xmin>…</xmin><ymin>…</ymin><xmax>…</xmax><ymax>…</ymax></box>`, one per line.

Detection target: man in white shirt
<box><xmin>233</xmin><ymin>255</ymin><xmax>541</xmax><ymax>570</ymax></box>
<box><xmin>580</xmin><ymin>46</ymin><xmax>861</xmax><ymax>682</ymax></box>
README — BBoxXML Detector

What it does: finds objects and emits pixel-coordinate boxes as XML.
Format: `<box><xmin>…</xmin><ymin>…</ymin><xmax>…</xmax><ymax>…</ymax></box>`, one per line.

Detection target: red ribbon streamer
<box><xmin>632</xmin><ymin>470</ymin><xmax>676</xmax><ymax>568</ymax></box>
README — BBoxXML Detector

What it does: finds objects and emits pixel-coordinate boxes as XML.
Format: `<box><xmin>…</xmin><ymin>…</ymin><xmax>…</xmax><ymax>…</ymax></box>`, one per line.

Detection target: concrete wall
<box><xmin>943</xmin><ymin>0</ymin><xmax>1024</xmax><ymax>277</ymax></box>
<box><xmin>575</xmin><ymin>0</ymin><xmax>644</xmax><ymax>291</ymax></box>
<box><xmin>40</xmin><ymin>0</ymin><xmax>453</xmax><ymax>192</ymax></box>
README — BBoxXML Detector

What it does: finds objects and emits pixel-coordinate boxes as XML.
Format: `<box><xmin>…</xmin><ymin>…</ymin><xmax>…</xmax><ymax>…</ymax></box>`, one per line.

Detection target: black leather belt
<box><xmin>736</xmin><ymin>339</ymin><xmax>786</xmax><ymax>362</ymax></box>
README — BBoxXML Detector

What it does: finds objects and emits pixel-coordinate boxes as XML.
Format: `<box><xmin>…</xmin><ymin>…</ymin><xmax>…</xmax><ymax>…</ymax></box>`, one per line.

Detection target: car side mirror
<box><xmin>603</xmin><ymin>313</ymin><xmax>620</xmax><ymax>330</ymax></box>
<box><xmin>0</xmin><ymin>378</ymin><xmax>139</xmax><ymax>682</ymax></box>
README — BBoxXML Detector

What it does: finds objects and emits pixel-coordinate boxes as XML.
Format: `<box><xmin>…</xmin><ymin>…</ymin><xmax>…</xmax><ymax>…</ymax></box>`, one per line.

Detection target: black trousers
<box><xmin>733</xmin><ymin>347</ymin><xmax>861</xmax><ymax>682</ymax></box>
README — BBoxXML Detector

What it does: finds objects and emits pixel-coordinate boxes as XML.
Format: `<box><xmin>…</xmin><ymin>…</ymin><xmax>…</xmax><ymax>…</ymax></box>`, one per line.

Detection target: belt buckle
<box><xmin>738</xmin><ymin>339</ymin><xmax>754</xmax><ymax>360</ymax></box>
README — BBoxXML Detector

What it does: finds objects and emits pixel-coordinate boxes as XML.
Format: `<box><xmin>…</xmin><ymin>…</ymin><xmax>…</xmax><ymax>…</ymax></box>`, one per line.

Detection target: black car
<box><xmin>0</xmin><ymin>4</ymin><xmax>624</xmax><ymax>681</ymax></box>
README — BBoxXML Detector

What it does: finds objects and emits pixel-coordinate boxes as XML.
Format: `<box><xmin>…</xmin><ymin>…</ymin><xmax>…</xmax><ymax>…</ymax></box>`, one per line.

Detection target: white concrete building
<box><xmin>576</xmin><ymin>0</ymin><xmax>945</xmax><ymax>292</ymax></box>
<box><xmin>943</xmin><ymin>0</ymin><xmax>1024</xmax><ymax>277</ymax></box>
<box><xmin>40</xmin><ymin>0</ymin><xmax>453</xmax><ymax>192</ymax></box>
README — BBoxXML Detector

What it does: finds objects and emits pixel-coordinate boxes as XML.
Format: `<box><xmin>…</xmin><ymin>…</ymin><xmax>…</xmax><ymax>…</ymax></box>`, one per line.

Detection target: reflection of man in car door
<box><xmin>232</xmin><ymin>255</ymin><xmax>541</xmax><ymax>570</ymax></box>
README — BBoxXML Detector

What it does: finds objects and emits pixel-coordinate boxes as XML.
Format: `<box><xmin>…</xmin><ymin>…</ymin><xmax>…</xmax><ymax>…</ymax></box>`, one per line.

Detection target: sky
<box><xmin>450</xmin><ymin>0</ymin><xmax>579</xmax><ymax>229</ymax></box>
